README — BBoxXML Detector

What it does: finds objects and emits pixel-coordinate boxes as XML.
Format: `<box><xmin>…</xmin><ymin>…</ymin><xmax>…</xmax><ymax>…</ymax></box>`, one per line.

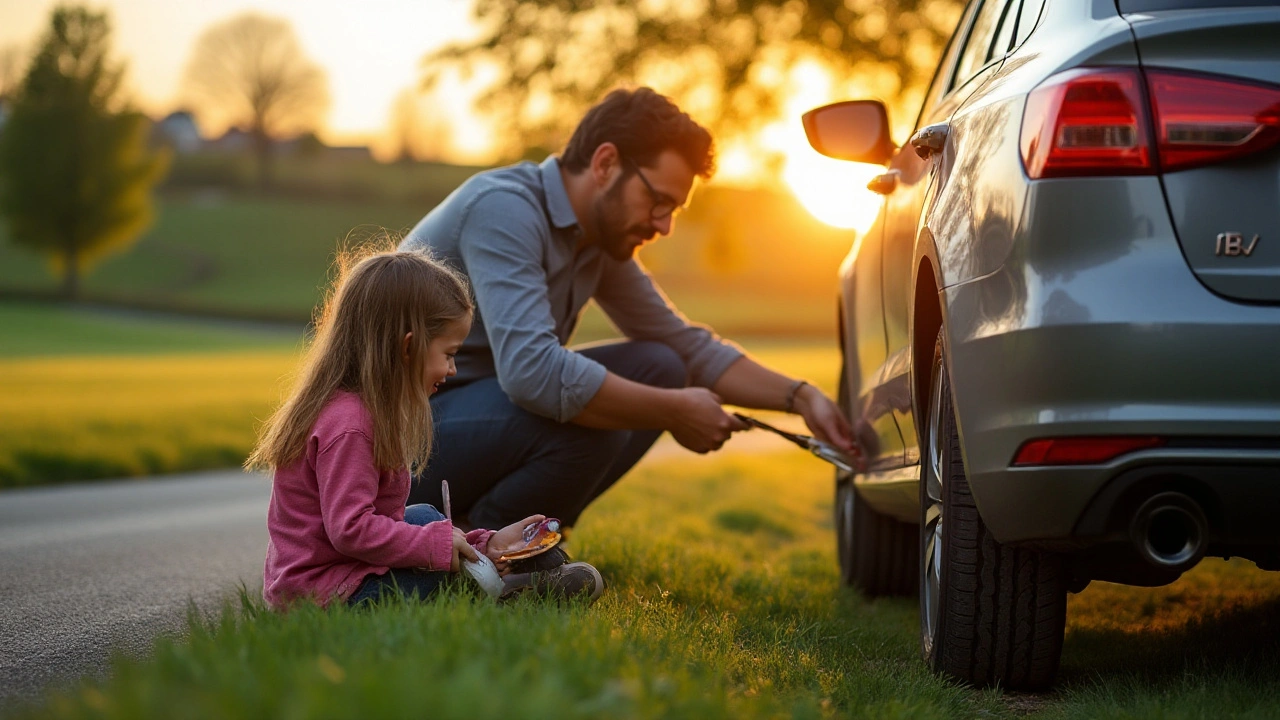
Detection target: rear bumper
<box><xmin>941</xmin><ymin>176</ymin><xmax>1280</xmax><ymax>545</ymax></box>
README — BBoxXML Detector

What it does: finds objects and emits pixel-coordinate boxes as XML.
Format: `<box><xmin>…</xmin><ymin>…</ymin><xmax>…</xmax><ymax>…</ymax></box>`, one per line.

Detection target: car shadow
<box><xmin>1056</xmin><ymin>592</ymin><xmax>1280</xmax><ymax>688</ymax></box>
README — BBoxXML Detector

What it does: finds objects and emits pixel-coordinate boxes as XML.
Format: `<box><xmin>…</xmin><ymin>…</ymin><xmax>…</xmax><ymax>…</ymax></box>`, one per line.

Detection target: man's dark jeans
<box><xmin>408</xmin><ymin>340</ymin><xmax>687</xmax><ymax>529</ymax></box>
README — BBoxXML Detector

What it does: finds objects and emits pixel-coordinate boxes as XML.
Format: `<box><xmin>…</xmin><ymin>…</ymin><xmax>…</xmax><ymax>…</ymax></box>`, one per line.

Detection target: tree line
<box><xmin>0</xmin><ymin>2</ymin><xmax>953</xmax><ymax>299</ymax></box>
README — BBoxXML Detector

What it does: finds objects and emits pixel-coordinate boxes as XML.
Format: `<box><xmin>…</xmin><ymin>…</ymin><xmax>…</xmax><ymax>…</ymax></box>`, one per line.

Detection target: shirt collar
<box><xmin>539</xmin><ymin>155</ymin><xmax>580</xmax><ymax>231</ymax></box>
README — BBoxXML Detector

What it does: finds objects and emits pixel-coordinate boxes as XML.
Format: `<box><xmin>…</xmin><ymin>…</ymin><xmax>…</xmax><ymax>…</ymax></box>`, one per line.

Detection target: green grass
<box><xmin>10</xmin><ymin>452</ymin><xmax>1009</xmax><ymax>720</ymax></box>
<box><xmin>0</xmin><ymin>305</ymin><xmax>841</xmax><ymax>488</ymax></box>
<box><xmin>0</xmin><ymin>302</ymin><xmax>302</xmax><ymax>357</ymax></box>
<box><xmin>0</xmin><ymin>350</ymin><xmax>300</xmax><ymax>488</ymax></box>
<box><xmin>0</xmin><ymin>304</ymin><xmax>305</xmax><ymax>487</ymax></box>
<box><xmin>0</xmin><ymin>164</ymin><xmax>853</xmax><ymax>337</ymax></box>
<box><xmin>0</xmin><ymin>195</ymin><xmax>430</xmax><ymax>317</ymax></box>
<box><xmin>11</xmin><ymin>451</ymin><xmax>1280</xmax><ymax>719</ymax></box>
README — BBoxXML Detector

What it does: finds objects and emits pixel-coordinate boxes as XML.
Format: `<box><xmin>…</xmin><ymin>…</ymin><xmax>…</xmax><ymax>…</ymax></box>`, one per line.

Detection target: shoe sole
<box><xmin>564</xmin><ymin>561</ymin><xmax>605</xmax><ymax>603</ymax></box>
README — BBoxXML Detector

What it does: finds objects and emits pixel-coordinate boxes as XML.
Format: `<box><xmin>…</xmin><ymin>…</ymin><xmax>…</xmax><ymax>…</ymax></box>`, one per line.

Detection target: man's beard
<box><xmin>591</xmin><ymin>177</ymin><xmax>656</xmax><ymax>261</ymax></box>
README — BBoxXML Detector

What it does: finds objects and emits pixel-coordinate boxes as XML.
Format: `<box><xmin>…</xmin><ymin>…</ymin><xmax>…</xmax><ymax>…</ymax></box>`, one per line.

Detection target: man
<box><xmin>400</xmin><ymin>87</ymin><xmax>853</xmax><ymax>531</ymax></box>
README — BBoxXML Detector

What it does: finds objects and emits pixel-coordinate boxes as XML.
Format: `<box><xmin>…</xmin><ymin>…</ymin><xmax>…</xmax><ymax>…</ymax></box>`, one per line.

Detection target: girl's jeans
<box><xmin>347</xmin><ymin>504</ymin><xmax>449</xmax><ymax>606</ymax></box>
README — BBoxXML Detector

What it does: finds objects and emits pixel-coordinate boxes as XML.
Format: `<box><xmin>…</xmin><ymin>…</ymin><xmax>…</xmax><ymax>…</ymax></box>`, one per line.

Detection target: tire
<box><xmin>834</xmin><ymin>369</ymin><xmax>918</xmax><ymax>597</ymax></box>
<box><xmin>836</xmin><ymin>480</ymin><xmax>918</xmax><ymax>596</ymax></box>
<box><xmin>919</xmin><ymin>331</ymin><xmax>1067</xmax><ymax>690</ymax></box>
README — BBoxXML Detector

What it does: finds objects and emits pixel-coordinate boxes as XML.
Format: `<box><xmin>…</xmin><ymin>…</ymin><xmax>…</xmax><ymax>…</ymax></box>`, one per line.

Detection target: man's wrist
<box><xmin>784</xmin><ymin>379</ymin><xmax>810</xmax><ymax>414</ymax></box>
<box><xmin>794</xmin><ymin>381</ymin><xmax>825</xmax><ymax>414</ymax></box>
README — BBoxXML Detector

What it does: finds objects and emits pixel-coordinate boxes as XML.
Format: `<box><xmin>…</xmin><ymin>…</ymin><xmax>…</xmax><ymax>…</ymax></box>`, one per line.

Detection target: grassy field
<box><xmin>0</xmin><ymin>159</ymin><xmax>853</xmax><ymax>337</ymax></box>
<box><xmin>0</xmin><ymin>303</ymin><xmax>841</xmax><ymax>489</ymax></box>
<box><xmin>9</xmin><ymin>449</ymin><xmax>1280</xmax><ymax>719</ymax></box>
<box><xmin>0</xmin><ymin>302</ymin><xmax>303</xmax><ymax>357</ymax></box>
<box><xmin>0</xmin><ymin>303</ymin><xmax>304</xmax><ymax>487</ymax></box>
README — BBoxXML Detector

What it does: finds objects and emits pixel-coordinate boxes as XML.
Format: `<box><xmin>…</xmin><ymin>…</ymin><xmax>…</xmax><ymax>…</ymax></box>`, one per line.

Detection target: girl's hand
<box><xmin>451</xmin><ymin>526</ymin><xmax>479</xmax><ymax>572</ymax></box>
<box><xmin>486</xmin><ymin>514</ymin><xmax>546</xmax><ymax>574</ymax></box>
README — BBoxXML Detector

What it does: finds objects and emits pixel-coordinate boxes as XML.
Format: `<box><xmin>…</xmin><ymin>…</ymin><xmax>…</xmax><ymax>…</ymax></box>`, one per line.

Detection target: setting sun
<box><xmin>782</xmin><ymin>149</ymin><xmax>886</xmax><ymax>233</ymax></box>
<box><xmin>756</xmin><ymin>60</ymin><xmax>890</xmax><ymax>234</ymax></box>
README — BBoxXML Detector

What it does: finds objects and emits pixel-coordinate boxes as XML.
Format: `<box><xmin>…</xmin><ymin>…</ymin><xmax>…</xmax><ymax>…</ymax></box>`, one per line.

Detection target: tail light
<box><xmin>1147</xmin><ymin>70</ymin><xmax>1280</xmax><ymax>172</ymax></box>
<box><xmin>1021</xmin><ymin>67</ymin><xmax>1280</xmax><ymax>178</ymax></box>
<box><xmin>1012</xmin><ymin>436</ymin><xmax>1165</xmax><ymax>466</ymax></box>
<box><xmin>1021</xmin><ymin>68</ymin><xmax>1153</xmax><ymax>178</ymax></box>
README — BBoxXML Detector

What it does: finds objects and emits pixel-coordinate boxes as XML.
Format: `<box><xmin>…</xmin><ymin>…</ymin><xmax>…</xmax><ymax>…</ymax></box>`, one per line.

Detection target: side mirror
<box><xmin>802</xmin><ymin>101</ymin><xmax>895</xmax><ymax>165</ymax></box>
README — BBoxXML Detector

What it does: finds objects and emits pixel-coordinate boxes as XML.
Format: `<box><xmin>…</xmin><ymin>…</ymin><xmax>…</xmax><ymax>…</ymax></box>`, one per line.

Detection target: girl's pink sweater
<box><xmin>263</xmin><ymin>390</ymin><xmax>493</xmax><ymax>608</ymax></box>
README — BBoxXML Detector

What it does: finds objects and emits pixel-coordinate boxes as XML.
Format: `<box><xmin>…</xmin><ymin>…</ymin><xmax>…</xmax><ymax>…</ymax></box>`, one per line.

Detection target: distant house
<box><xmin>152</xmin><ymin>110</ymin><xmax>202</xmax><ymax>153</ymax></box>
<box><xmin>0</xmin><ymin>98</ymin><xmax>9</xmax><ymax>134</ymax></box>
<box><xmin>325</xmin><ymin>145</ymin><xmax>372</xmax><ymax>161</ymax></box>
<box><xmin>207</xmin><ymin>127</ymin><xmax>252</xmax><ymax>153</ymax></box>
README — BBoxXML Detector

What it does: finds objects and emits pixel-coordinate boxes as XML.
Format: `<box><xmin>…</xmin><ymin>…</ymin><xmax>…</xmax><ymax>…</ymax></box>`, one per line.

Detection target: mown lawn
<box><xmin>0</xmin><ymin>351</ymin><xmax>299</xmax><ymax>487</ymax></box>
<box><xmin>0</xmin><ymin>303</ymin><xmax>304</xmax><ymax>487</ymax></box>
<box><xmin>0</xmin><ymin>302</ymin><xmax>841</xmax><ymax>489</ymax></box>
<box><xmin>0</xmin><ymin>178</ymin><xmax>852</xmax><ymax>336</ymax></box>
<box><xmin>10</xmin><ymin>448</ymin><xmax>1280</xmax><ymax>719</ymax></box>
<box><xmin>0</xmin><ymin>302</ymin><xmax>303</xmax><ymax>357</ymax></box>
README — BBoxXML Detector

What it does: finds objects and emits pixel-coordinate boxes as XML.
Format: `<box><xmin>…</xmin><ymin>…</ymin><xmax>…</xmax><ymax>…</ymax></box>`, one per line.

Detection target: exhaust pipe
<box><xmin>1130</xmin><ymin>491</ymin><xmax>1208</xmax><ymax>572</ymax></box>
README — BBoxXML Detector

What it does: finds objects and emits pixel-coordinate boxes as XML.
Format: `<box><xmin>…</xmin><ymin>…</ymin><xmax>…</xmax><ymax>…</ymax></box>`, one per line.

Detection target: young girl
<box><xmin>247</xmin><ymin>247</ymin><xmax>552</xmax><ymax>608</ymax></box>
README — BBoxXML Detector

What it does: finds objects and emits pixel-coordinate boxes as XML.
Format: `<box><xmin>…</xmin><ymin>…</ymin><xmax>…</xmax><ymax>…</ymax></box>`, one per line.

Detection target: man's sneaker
<box><xmin>507</xmin><ymin>546</ymin><xmax>571</xmax><ymax>574</ymax></box>
<box><xmin>499</xmin><ymin>561</ymin><xmax>604</xmax><ymax>604</ymax></box>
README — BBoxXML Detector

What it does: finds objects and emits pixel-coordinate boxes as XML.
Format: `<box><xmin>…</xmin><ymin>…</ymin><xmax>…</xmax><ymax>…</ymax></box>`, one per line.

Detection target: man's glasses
<box><xmin>623</xmin><ymin>157</ymin><xmax>683</xmax><ymax>221</ymax></box>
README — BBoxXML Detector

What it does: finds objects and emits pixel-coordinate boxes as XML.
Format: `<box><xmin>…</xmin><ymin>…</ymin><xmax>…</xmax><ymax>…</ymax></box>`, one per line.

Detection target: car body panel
<box><xmin>944</xmin><ymin>174</ymin><xmax>1280</xmax><ymax>542</ymax></box>
<box><xmin>1125</xmin><ymin>8</ymin><xmax>1280</xmax><ymax>302</ymax></box>
<box><xmin>890</xmin><ymin>0</ymin><xmax>1147</xmax><ymax>481</ymax></box>
<box><xmin>839</xmin><ymin>217</ymin><xmax>906</xmax><ymax>470</ymax></box>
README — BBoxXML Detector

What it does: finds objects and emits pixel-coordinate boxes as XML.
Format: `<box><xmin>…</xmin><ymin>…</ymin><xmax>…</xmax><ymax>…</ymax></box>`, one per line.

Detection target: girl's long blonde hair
<box><xmin>247</xmin><ymin>243</ymin><xmax>472</xmax><ymax>473</ymax></box>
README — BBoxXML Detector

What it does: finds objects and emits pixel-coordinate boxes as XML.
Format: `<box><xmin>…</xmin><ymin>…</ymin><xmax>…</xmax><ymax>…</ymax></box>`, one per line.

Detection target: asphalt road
<box><xmin>0</xmin><ymin>470</ymin><xmax>270</xmax><ymax>708</ymax></box>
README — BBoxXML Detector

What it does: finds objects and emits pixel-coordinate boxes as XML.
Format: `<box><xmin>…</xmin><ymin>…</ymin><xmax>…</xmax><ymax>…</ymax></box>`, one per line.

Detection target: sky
<box><xmin>0</xmin><ymin>0</ymin><xmax>495</xmax><ymax>160</ymax></box>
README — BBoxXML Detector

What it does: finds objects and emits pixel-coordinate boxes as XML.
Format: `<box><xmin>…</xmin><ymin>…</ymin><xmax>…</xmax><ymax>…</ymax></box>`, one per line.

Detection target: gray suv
<box><xmin>804</xmin><ymin>0</ymin><xmax>1280</xmax><ymax>690</ymax></box>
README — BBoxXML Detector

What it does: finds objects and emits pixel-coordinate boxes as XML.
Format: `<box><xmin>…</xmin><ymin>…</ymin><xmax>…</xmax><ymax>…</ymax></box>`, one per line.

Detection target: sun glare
<box><xmin>783</xmin><ymin>151</ymin><xmax>885</xmax><ymax>232</ymax></box>
<box><xmin>763</xmin><ymin>60</ymin><xmax>888</xmax><ymax>234</ymax></box>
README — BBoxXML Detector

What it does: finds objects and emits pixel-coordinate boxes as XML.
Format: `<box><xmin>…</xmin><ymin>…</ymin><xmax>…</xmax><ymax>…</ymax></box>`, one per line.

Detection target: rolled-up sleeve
<box><xmin>458</xmin><ymin>189</ymin><xmax>607</xmax><ymax>422</ymax></box>
<box><xmin>594</xmin><ymin>258</ymin><xmax>744</xmax><ymax>388</ymax></box>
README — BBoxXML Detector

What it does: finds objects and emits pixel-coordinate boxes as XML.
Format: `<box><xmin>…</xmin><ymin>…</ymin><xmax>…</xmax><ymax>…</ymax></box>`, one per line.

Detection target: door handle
<box><xmin>909</xmin><ymin>123</ymin><xmax>949</xmax><ymax>159</ymax></box>
<box><xmin>866</xmin><ymin>169</ymin><xmax>901</xmax><ymax>195</ymax></box>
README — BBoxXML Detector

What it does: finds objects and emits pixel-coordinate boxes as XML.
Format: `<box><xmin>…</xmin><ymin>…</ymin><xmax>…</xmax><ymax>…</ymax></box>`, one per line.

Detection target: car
<box><xmin>802</xmin><ymin>0</ymin><xmax>1280</xmax><ymax>690</ymax></box>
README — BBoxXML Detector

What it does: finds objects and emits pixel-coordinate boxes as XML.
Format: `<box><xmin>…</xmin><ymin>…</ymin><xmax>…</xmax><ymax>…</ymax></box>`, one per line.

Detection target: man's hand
<box><xmin>669</xmin><ymin>387</ymin><xmax>749</xmax><ymax>453</ymax></box>
<box><xmin>485</xmin><ymin>514</ymin><xmax>546</xmax><ymax>575</ymax></box>
<box><xmin>450</xmin><ymin>526</ymin><xmax>480</xmax><ymax>572</ymax></box>
<box><xmin>794</xmin><ymin>383</ymin><xmax>857</xmax><ymax>456</ymax></box>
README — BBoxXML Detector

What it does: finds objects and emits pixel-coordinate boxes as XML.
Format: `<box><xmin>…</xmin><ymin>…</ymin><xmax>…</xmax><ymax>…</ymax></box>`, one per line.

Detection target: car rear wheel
<box><xmin>835</xmin><ymin>370</ymin><xmax>917</xmax><ymax>597</ymax></box>
<box><xmin>919</xmin><ymin>331</ymin><xmax>1067</xmax><ymax>690</ymax></box>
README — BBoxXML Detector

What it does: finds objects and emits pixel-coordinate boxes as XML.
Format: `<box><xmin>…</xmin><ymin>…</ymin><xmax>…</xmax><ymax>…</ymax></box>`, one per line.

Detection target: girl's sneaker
<box><xmin>507</xmin><ymin>546</ymin><xmax>571</xmax><ymax>574</ymax></box>
<box><xmin>498</xmin><ymin>561</ymin><xmax>604</xmax><ymax>604</ymax></box>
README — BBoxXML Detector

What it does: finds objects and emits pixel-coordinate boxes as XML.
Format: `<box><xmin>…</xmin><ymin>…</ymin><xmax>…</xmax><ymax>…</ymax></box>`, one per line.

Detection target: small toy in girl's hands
<box><xmin>462</xmin><ymin>555</ymin><xmax>505</xmax><ymax>598</ymax></box>
<box><xmin>499</xmin><ymin>518</ymin><xmax>562</xmax><ymax>561</ymax></box>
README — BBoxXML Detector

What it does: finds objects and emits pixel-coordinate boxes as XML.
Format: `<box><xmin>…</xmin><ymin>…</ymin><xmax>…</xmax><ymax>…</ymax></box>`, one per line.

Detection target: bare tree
<box><xmin>182</xmin><ymin>13</ymin><xmax>328</xmax><ymax>188</ymax></box>
<box><xmin>388</xmin><ymin>88</ymin><xmax>423</xmax><ymax>164</ymax></box>
<box><xmin>385</xmin><ymin>87</ymin><xmax>456</xmax><ymax>163</ymax></box>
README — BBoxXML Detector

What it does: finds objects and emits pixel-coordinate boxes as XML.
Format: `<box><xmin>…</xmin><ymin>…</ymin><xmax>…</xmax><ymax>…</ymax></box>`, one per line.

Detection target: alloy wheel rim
<box><xmin>922</xmin><ymin>364</ymin><xmax>945</xmax><ymax>655</ymax></box>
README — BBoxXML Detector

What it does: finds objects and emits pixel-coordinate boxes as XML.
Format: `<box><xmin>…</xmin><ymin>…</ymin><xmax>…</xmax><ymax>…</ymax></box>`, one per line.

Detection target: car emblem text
<box><xmin>1214</xmin><ymin>232</ymin><xmax>1260</xmax><ymax>257</ymax></box>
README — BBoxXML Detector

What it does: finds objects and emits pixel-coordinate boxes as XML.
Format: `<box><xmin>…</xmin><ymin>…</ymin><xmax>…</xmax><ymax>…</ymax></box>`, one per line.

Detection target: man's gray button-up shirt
<box><xmin>400</xmin><ymin>156</ymin><xmax>743</xmax><ymax>423</ymax></box>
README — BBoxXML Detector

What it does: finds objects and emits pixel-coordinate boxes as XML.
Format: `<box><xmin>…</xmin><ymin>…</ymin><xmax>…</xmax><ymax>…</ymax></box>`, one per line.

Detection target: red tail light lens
<box><xmin>1012</xmin><ymin>436</ymin><xmax>1165</xmax><ymax>466</ymax></box>
<box><xmin>1021</xmin><ymin>68</ymin><xmax>1154</xmax><ymax>178</ymax></box>
<box><xmin>1146</xmin><ymin>69</ymin><xmax>1280</xmax><ymax>172</ymax></box>
<box><xmin>1022</xmin><ymin>67</ymin><xmax>1280</xmax><ymax>178</ymax></box>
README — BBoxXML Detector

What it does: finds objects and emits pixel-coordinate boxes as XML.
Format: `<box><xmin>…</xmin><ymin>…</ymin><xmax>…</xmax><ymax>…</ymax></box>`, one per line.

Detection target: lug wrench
<box><xmin>733</xmin><ymin>412</ymin><xmax>860</xmax><ymax>473</ymax></box>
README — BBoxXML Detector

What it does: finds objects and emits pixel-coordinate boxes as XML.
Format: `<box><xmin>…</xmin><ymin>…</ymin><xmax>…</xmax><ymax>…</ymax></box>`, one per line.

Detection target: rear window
<box><xmin>1120</xmin><ymin>0</ymin><xmax>1280</xmax><ymax>12</ymax></box>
